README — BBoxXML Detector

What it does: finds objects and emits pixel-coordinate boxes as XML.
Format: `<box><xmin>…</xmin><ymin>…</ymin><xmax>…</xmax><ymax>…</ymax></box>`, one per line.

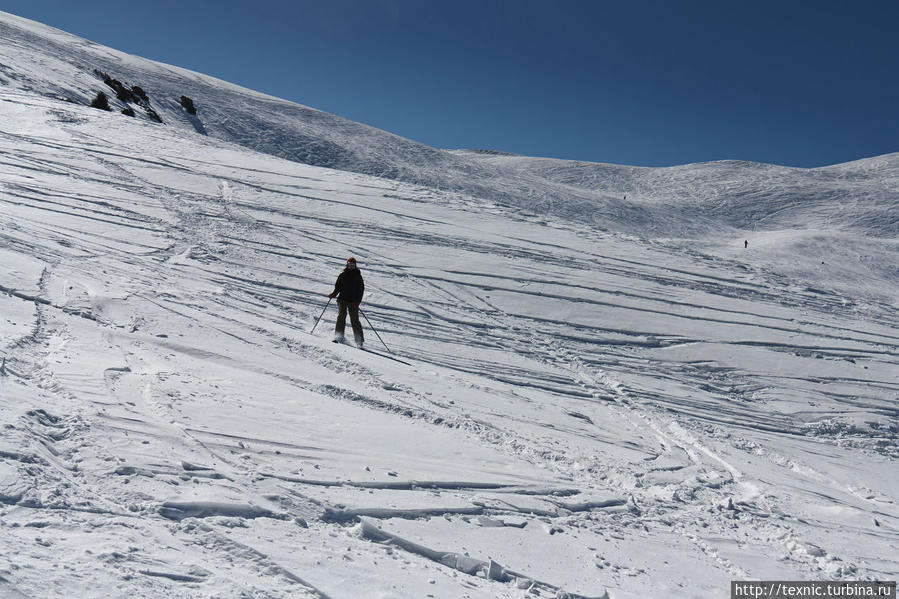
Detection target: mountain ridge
<box><xmin>2</xmin><ymin>10</ymin><xmax>897</xmax><ymax>240</ymax></box>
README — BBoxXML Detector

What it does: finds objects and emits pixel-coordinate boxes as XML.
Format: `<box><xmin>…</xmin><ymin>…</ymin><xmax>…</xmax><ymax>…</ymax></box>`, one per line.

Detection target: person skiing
<box><xmin>328</xmin><ymin>257</ymin><xmax>365</xmax><ymax>347</ymax></box>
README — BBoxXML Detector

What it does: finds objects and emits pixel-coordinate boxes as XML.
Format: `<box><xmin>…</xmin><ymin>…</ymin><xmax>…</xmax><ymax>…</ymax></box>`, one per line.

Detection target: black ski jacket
<box><xmin>331</xmin><ymin>268</ymin><xmax>365</xmax><ymax>303</ymax></box>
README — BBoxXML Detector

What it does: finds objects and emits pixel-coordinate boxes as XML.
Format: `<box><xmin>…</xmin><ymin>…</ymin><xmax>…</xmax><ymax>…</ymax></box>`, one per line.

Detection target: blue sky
<box><xmin>4</xmin><ymin>1</ymin><xmax>898</xmax><ymax>167</ymax></box>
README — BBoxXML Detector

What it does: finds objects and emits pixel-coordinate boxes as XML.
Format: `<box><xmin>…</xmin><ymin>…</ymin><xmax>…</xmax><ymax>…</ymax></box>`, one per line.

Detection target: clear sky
<box><xmin>4</xmin><ymin>1</ymin><xmax>898</xmax><ymax>167</ymax></box>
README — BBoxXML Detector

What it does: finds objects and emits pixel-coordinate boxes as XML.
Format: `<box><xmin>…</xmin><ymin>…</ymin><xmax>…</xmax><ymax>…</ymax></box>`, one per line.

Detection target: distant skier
<box><xmin>744</xmin><ymin>240</ymin><xmax>749</xmax><ymax>249</ymax></box>
<box><xmin>328</xmin><ymin>257</ymin><xmax>365</xmax><ymax>347</ymax></box>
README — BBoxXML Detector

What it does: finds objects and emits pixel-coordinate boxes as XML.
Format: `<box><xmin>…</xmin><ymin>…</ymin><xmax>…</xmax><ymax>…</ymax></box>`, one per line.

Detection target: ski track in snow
<box><xmin>0</xmin><ymin>35</ymin><xmax>898</xmax><ymax>599</ymax></box>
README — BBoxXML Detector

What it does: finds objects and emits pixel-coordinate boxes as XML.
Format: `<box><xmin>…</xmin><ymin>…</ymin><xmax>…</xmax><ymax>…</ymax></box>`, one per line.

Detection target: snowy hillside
<box><xmin>1</xmin><ymin>11</ymin><xmax>898</xmax><ymax>599</ymax></box>
<box><xmin>2</xmin><ymin>11</ymin><xmax>897</xmax><ymax>240</ymax></box>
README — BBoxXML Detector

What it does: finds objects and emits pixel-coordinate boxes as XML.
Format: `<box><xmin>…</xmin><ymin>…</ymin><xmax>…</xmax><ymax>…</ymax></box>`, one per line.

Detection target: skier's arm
<box><xmin>329</xmin><ymin>274</ymin><xmax>343</xmax><ymax>298</ymax></box>
<box><xmin>352</xmin><ymin>276</ymin><xmax>364</xmax><ymax>308</ymax></box>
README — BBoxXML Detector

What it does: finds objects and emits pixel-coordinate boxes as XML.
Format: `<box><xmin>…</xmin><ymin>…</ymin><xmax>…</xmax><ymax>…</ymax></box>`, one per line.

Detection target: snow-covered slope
<box><xmin>1</xmin><ymin>11</ymin><xmax>898</xmax><ymax>599</ymax></box>
<box><xmin>456</xmin><ymin>151</ymin><xmax>899</xmax><ymax>235</ymax></box>
<box><xmin>2</xmin><ymin>11</ymin><xmax>897</xmax><ymax>240</ymax></box>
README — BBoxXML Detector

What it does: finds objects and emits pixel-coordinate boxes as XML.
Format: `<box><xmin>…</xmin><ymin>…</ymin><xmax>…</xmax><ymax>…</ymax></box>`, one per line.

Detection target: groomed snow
<box><xmin>1</xmin><ymin>11</ymin><xmax>897</xmax><ymax>599</ymax></box>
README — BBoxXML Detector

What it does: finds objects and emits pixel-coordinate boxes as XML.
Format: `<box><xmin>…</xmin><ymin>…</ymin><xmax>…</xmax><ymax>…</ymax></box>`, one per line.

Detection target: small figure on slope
<box><xmin>328</xmin><ymin>257</ymin><xmax>365</xmax><ymax>347</ymax></box>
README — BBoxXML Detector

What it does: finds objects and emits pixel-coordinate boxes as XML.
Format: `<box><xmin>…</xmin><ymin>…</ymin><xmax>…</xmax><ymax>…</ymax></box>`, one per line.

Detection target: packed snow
<box><xmin>0</xmin><ymin>10</ymin><xmax>897</xmax><ymax>599</ymax></box>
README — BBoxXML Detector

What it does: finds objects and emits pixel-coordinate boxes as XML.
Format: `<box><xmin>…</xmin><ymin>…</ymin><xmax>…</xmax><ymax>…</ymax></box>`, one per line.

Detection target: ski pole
<box><xmin>359</xmin><ymin>309</ymin><xmax>391</xmax><ymax>353</ymax></box>
<box><xmin>310</xmin><ymin>297</ymin><xmax>332</xmax><ymax>334</ymax></box>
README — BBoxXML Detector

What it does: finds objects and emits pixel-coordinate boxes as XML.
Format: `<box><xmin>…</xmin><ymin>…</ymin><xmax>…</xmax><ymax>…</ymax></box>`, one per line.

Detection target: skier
<box><xmin>744</xmin><ymin>239</ymin><xmax>749</xmax><ymax>249</ymax></box>
<box><xmin>328</xmin><ymin>257</ymin><xmax>365</xmax><ymax>347</ymax></box>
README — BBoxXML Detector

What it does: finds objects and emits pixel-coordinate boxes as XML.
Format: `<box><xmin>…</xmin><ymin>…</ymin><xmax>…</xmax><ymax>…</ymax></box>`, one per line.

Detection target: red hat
<box><xmin>346</xmin><ymin>257</ymin><xmax>356</xmax><ymax>263</ymax></box>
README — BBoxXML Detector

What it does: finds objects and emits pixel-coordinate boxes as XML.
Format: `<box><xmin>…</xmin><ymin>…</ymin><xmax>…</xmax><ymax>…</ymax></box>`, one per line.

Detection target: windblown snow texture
<box><xmin>0</xmin><ymin>10</ymin><xmax>897</xmax><ymax>599</ymax></box>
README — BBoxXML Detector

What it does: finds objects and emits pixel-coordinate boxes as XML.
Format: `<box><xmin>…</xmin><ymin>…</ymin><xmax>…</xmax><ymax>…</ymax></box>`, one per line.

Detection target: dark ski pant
<box><xmin>335</xmin><ymin>300</ymin><xmax>364</xmax><ymax>343</ymax></box>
